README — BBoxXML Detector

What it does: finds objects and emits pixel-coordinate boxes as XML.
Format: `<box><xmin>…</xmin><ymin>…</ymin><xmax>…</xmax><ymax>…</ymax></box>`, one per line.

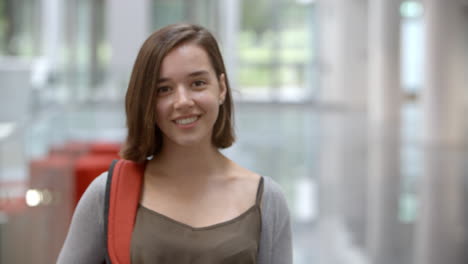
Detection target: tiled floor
<box><xmin>0</xmin><ymin>102</ymin><xmax>467</xmax><ymax>263</ymax></box>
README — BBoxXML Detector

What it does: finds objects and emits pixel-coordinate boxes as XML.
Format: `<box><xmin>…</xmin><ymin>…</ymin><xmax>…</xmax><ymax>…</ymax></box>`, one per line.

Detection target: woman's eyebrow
<box><xmin>157</xmin><ymin>70</ymin><xmax>209</xmax><ymax>84</ymax></box>
<box><xmin>188</xmin><ymin>70</ymin><xmax>209</xmax><ymax>77</ymax></box>
<box><xmin>157</xmin><ymin>77</ymin><xmax>170</xmax><ymax>84</ymax></box>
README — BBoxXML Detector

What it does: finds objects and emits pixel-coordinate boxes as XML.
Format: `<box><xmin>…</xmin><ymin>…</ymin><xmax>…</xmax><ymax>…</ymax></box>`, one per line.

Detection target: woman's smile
<box><xmin>173</xmin><ymin>115</ymin><xmax>200</xmax><ymax>128</ymax></box>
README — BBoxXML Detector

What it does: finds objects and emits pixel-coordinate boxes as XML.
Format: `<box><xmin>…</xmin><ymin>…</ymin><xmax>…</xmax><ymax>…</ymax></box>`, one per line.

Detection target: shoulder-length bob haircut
<box><xmin>120</xmin><ymin>23</ymin><xmax>236</xmax><ymax>163</ymax></box>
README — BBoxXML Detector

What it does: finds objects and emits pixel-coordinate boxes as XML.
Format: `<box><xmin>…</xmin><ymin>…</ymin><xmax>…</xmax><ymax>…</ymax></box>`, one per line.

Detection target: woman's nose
<box><xmin>173</xmin><ymin>86</ymin><xmax>194</xmax><ymax>109</ymax></box>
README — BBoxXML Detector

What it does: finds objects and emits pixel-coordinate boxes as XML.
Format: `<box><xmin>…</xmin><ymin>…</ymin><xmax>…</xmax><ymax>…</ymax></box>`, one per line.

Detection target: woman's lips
<box><xmin>173</xmin><ymin>115</ymin><xmax>200</xmax><ymax>128</ymax></box>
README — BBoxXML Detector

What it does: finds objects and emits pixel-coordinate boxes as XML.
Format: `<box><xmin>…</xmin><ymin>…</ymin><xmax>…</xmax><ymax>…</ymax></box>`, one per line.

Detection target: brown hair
<box><xmin>120</xmin><ymin>24</ymin><xmax>235</xmax><ymax>163</ymax></box>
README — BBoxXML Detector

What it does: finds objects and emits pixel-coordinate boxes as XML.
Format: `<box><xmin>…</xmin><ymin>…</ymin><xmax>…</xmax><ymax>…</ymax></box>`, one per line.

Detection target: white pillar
<box><xmin>317</xmin><ymin>1</ymin><xmax>369</xmax><ymax>259</ymax></box>
<box><xmin>415</xmin><ymin>1</ymin><xmax>468</xmax><ymax>263</ymax></box>
<box><xmin>318</xmin><ymin>112</ymin><xmax>369</xmax><ymax>263</ymax></box>
<box><xmin>367</xmin><ymin>121</ymin><xmax>403</xmax><ymax>264</ymax></box>
<box><xmin>0</xmin><ymin>58</ymin><xmax>31</xmax><ymax>123</ymax></box>
<box><xmin>317</xmin><ymin>0</ymin><xmax>368</xmax><ymax>108</ymax></box>
<box><xmin>465</xmin><ymin>6</ymin><xmax>468</xmax><ymax>106</ymax></box>
<box><xmin>421</xmin><ymin>0</ymin><xmax>466</xmax><ymax>146</ymax></box>
<box><xmin>107</xmin><ymin>0</ymin><xmax>151</xmax><ymax>97</ymax></box>
<box><xmin>340</xmin><ymin>113</ymin><xmax>368</xmax><ymax>247</ymax></box>
<box><xmin>219</xmin><ymin>0</ymin><xmax>240</xmax><ymax>91</ymax></box>
<box><xmin>317</xmin><ymin>113</ymin><xmax>348</xmax><ymax>264</ymax></box>
<box><xmin>368</xmin><ymin>0</ymin><xmax>402</xmax><ymax>123</ymax></box>
<box><xmin>415</xmin><ymin>150</ymin><xmax>466</xmax><ymax>264</ymax></box>
<box><xmin>366</xmin><ymin>1</ymin><xmax>403</xmax><ymax>262</ymax></box>
<box><xmin>41</xmin><ymin>0</ymin><xmax>62</xmax><ymax>76</ymax></box>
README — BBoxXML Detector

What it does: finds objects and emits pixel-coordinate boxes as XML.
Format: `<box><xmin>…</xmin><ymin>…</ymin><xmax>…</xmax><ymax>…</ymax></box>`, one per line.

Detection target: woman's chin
<box><xmin>168</xmin><ymin>137</ymin><xmax>209</xmax><ymax>149</ymax></box>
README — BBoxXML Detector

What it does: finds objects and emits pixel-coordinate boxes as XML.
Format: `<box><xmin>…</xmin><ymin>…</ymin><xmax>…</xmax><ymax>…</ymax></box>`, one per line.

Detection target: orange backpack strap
<box><xmin>104</xmin><ymin>159</ymin><xmax>144</xmax><ymax>264</ymax></box>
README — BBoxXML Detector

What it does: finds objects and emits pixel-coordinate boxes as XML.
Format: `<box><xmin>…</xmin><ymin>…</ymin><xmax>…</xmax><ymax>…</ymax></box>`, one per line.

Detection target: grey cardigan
<box><xmin>57</xmin><ymin>173</ymin><xmax>293</xmax><ymax>264</ymax></box>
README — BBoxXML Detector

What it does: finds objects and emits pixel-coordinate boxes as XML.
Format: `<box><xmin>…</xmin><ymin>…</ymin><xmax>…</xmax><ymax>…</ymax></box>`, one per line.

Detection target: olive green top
<box><xmin>130</xmin><ymin>177</ymin><xmax>264</xmax><ymax>264</ymax></box>
<box><xmin>57</xmin><ymin>173</ymin><xmax>293</xmax><ymax>264</ymax></box>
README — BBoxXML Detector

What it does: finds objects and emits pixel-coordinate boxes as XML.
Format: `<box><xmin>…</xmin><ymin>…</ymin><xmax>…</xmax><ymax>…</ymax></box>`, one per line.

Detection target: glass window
<box><xmin>151</xmin><ymin>0</ymin><xmax>219</xmax><ymax>32</ymax></box>
<box><xmin>400</xmin><ymin>1</ymin><xmax>424</xmax><ymax>97</ymax></box>
<box><xmin>238</xmin><ymin>0</ymin><xmax>317</xmax><ymax>102</ymax></box>
<box><xmin>58</xmin><ymin>0</ymin><xmax>108</xmax><ymax>102</ymax></box>
<box><xmin>0</xmin><ymin>0</ymin><xmax>42</xmax><ymax>56</ymax></box>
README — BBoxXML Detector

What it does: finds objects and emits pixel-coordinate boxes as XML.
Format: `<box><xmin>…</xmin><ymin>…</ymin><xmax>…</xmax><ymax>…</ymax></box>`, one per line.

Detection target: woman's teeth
<box><xmin>175</xmin><ymin>116</ymin><xmax>198</xmax><ymax>125</ymax></box>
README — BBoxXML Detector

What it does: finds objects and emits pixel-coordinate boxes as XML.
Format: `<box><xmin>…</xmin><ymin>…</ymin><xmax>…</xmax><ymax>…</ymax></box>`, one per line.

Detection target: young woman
<box><xmin>58</xmin><ymin>23</ymin><xmax>292</xmax><ymax>264</ymax></box>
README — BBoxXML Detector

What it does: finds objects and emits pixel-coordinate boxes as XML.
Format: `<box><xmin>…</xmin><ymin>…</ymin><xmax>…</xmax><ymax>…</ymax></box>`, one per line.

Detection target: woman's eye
<box><xmin>192</xmin><ymin>80</ymin><xmax>206</xmax><ymax>87</ymax></box>
<box><xmin>157</xmin><ymin>86</ymin><xmax>171</xmax><ymax>94</ymax></box>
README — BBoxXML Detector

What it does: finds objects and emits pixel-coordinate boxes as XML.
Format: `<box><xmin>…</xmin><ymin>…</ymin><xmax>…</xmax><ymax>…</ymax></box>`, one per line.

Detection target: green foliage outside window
<box><xmin>238</xmin><ymin>0</ymin><xmax>315</xmax><ymax>90</ymax></box>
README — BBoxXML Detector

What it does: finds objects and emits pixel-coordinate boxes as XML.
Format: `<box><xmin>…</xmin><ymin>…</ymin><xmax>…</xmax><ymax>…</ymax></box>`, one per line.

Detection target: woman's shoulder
<box><xmin>74</xmin><ymin>172</ymin><xmax>109</xmax><ymax>219</ymax></box>
<box><xmin>262</xmin><ymin>177</ymin><xmax>288</xmax><ymax>206</ymax></box>
<box><xmin>85</xmin><ymin>171</ymin><xmax>108</xmax><ymax>200</ymax></box>
<box><xmin>260</xmin><ymin>176</ymin><xmax>290</xmax><ymax>219</ymax></box>
<box><xmin>258</xmin><ymin>176</ymin><xmax>293</xmax><ymax>263</ymax></box>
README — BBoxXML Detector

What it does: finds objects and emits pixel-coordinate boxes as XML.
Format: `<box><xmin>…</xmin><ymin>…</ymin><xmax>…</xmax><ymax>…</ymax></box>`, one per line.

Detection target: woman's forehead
<box><xmin>158</xmin><ymin>44</ymin><xmax>215</xmax><ymax>79</ymax></box>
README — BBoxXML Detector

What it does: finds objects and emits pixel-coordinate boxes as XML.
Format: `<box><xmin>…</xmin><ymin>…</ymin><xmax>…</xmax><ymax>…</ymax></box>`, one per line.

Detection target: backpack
<box><xmin>104</xmin><ymin>159</ymin><xmax>144</xmax><ymax>264</ymax></box>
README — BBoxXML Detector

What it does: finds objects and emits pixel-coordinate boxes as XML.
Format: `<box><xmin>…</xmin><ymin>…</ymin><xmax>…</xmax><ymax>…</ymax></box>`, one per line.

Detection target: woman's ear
<box><xmin>219</xmin><ymin>73</ymin><xmax>227</xmax><ymax>102</ymax></box>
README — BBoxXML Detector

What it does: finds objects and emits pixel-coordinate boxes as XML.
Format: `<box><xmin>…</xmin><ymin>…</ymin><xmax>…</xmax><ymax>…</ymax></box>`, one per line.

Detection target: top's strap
<box><xmin>255</xmin><ymin>176</ymin><xmax>264</xmax><ymax>205</ymax></box>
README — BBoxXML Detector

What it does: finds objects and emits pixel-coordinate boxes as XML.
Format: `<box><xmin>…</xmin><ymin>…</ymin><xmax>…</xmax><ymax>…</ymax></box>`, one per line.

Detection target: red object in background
<box><xmin>0</xmin><ymin>181</ymin><xmax>28</xmax><ymax>214</ymax></box>
<box><xmin>28</xmin><ymin>154</ymin><xmax>75</xmax><ymax>264</ymax></box>
<box><xmin>74</xmin><ymin>154</ymin><xmax>119</xmax><ymax>205</ymax></box>
<box><xmin>29</xmin><ymin>154</ymin><xmax>76</xmax><ymax>209</ymax></box>
<box><xmin>46</xmin><ymin>141</ymin><xmax>121</xmax><ymax>205</ymax></box>
<box><xmin>89</xmin><ymin>142</ymin><xmax>121</xmax><ymax>156</ymax></box>
<box><xmin>29</xmin><ymin>155</ymin><xmax>75</xmax><ymax>196</ymax></box>
<box><xmin>48</xmin><ymin>141</ymin><xmax>90</xmax><ymax>159</ymax></box>
<box><xmin>16</xmin><ymin>141</ymin><xmax>121</xmax><ymax>264</ymax></box>
<box><xmin>74</xmin><ymin>142</ymin><xmax>120</xmax><ymax>205</ymax></box>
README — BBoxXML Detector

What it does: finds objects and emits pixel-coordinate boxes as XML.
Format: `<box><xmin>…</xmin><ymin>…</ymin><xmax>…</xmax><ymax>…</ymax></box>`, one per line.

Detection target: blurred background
<box><xmin>0</xmin><ymin>0</ymin><xmax>467</xmax><ymax>263</ymax></box>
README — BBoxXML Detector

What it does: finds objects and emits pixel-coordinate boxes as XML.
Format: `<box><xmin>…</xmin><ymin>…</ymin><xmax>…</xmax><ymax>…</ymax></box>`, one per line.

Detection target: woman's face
<box><xmin>155</xmin><ymin>44</ymin><xmax>227</xmax><ymax>149</ymax></box>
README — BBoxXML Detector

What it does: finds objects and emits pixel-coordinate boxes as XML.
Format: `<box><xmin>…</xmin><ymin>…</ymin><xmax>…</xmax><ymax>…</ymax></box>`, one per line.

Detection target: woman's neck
<box><xmin>146</xmin><ymin>142</ymin><xmax>230</xmax><ymax>183</ymax></box>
